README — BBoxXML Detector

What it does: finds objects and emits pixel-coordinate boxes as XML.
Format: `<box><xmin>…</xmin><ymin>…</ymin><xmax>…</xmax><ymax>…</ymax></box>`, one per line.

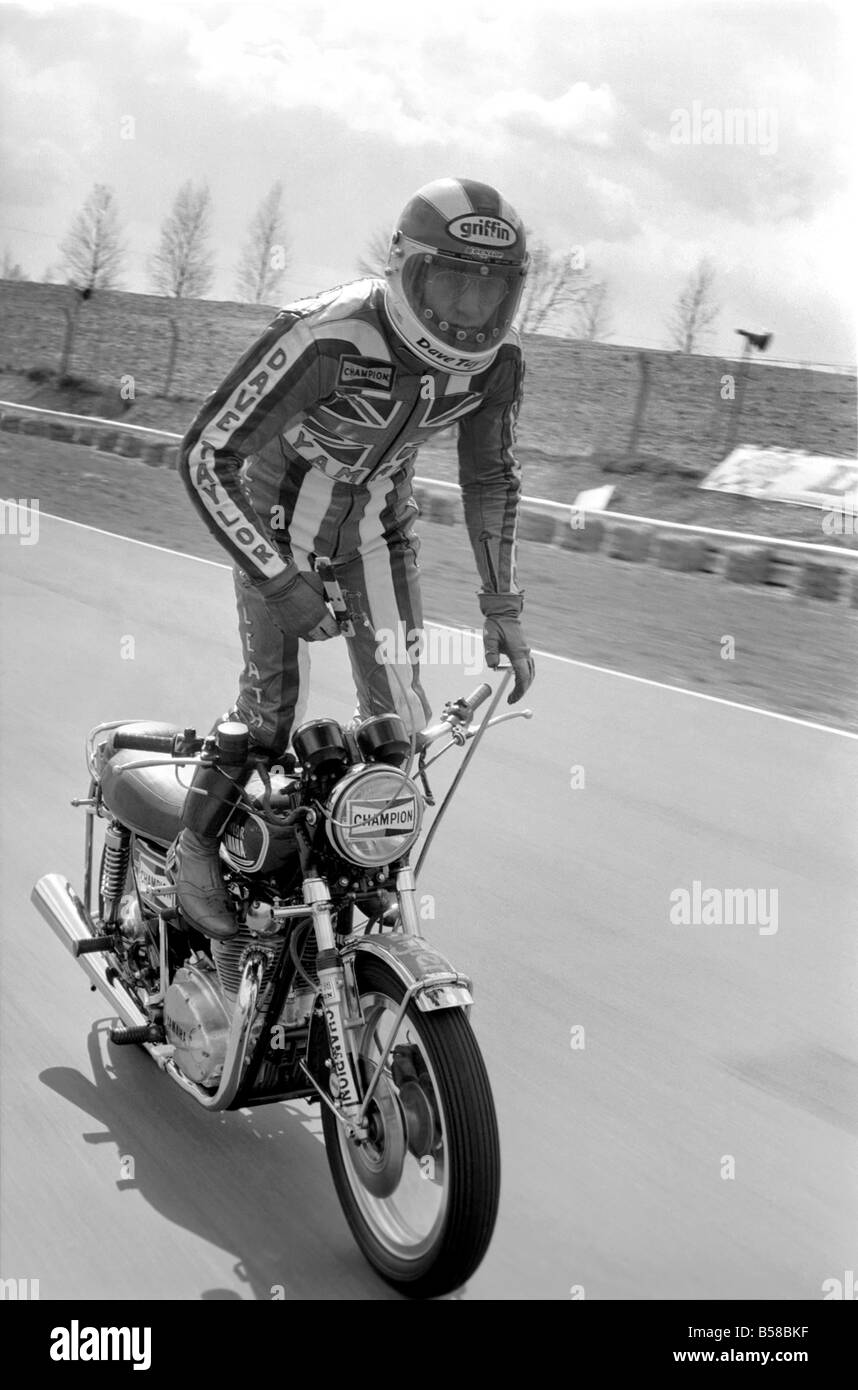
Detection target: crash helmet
<box><xmin>383</xmin><ymin>178</ymin><xmax>529</xmax><ymax>373</ymax></box>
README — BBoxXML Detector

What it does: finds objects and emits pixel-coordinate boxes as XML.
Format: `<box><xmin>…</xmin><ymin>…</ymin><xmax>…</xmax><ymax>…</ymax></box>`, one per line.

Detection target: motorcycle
<box><xmin>31</xmin><ymin>666</ymin><xmax>531</xmax><ymax>1299</ymax></box>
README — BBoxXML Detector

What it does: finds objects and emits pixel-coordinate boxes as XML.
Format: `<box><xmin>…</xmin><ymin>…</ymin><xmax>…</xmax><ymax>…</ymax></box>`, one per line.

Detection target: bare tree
<box><xmin>516</xmin><ymin>236</ymin><xmax>592</xmax><ymax>335</ymax></box>
<box><xmin>356</xmin><ymin>226</ymin><xmax>392</xmax><ymax>278</ymax></box>
<box><xmin>56</xmin><ymin>185</ymin><xmax>126</xmax><ymax>377</ymax></box>
<box><xmin>577</xmin><ymin>279</ymin><xmax>613</xmax><ymax>342</ymax></box>
<box><xmin>235</xmin><ymin>182</ymin><xmax>289</xmax><ymax>303</ymax></box>
<box><xmin>667</xmin><ymin>258</ymin><xmax>719</xmax><ymax>353</ymax></box>
<box><xmin>150</xmin><ymin>181</ymin><xmax>215</xmax><ymax>298</ymax></box>
<box><xmin>59</xmin><ymin>183</ymin><xmax>126</xmax><ymax>292</ymax></box>
<box><xmin>2</xmin><ymin>248</ymin><xmax>26</xmax><ymax>280</ymax></box>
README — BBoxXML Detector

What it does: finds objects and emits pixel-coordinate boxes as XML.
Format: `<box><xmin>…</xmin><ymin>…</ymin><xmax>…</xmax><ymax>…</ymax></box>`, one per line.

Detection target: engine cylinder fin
<box><xmin>211</xmin><ymin>925</ymin><xmax>288</xmax><ymax>1000</ymax></box>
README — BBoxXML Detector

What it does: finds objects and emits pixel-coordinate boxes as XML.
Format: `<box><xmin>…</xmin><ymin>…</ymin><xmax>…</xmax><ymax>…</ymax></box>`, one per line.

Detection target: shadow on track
<box><xmin>39</xmin><ymin>1020</ymin><xmax>404</xmax><ymax>1302</ymax></box>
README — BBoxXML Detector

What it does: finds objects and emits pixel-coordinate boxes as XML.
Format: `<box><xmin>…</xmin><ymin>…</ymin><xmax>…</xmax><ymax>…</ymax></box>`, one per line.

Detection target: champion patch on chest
<box><xmin>337</xmin><ymin>356</ymin><xmax>396</xmax><ymax>392</ymax></box>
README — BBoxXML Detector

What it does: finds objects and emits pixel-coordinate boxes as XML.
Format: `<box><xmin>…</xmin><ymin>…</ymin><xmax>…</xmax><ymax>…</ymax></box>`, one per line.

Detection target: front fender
<box><xmin>341</xmin><ymin>933</ymin><xmax>474</xmax><ymax>1012</ymax></box>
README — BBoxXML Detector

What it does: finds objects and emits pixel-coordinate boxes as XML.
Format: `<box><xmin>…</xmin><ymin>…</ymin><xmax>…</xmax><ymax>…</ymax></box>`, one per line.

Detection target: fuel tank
<box><xmin>220</xmin><ymin>767</ymin><xmax>301</xmax><ymax>875</ymax></box>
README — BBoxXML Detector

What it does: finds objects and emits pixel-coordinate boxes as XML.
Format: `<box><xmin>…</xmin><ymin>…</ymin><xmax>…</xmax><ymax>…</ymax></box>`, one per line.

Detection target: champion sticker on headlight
<box><xmin>348</xmin><ymin>796</ymin><xmax>418</xmax><ymax>837</ymax></box>
<box><xmin>325</xmin><ymin>765</ymin><xmax>424</xmax><ymax>867</ymax></box>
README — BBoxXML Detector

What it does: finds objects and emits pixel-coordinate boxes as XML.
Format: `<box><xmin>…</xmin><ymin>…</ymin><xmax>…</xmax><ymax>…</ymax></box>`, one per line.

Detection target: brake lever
<box><xmin>466</xmin><ymin>708</ymin><xmax>533</xmax><ymax>737</ymax></box>
<box><xmin>112</xmin><ymin>755</ymin><xmax>204</xmax><ymax>776</ymax></box>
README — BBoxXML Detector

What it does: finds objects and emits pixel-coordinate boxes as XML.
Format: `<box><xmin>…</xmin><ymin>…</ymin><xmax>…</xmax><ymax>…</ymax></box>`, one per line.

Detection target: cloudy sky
<box><xmin>1</xmin><ymin>0</ymin><xmax>854</xmax><ymax>364</ymax></box>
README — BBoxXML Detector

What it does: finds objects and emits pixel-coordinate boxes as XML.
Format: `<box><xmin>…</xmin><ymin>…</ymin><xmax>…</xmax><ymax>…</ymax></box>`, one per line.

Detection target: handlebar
<box><xmin>110</xmin><ymin>727</ymin><xmax>205</xmax><ymax>758</ymax></box>
<box><xmin>111</xmin><ymin>731</ymin><xmax>184</xmax><ymax>755</ymax></box>
<box><xmin>460</xmin><ymin>683</ymin><xmax>493</xmax><ymax>715</ymax></box>
<box><xmin>415</xmin><ymin>683</ymin><xmax>493</xmax><ymax>750</ymax></box>
<box><xmin>107</xmin><ymin>681</ymin><xmax>499</xmax><ymax>766</ymax></box>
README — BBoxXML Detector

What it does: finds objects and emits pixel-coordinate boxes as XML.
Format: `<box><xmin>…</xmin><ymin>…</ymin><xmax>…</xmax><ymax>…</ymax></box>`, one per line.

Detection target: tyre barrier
<box><xmin>141</xmin><ymin>441</ymin><xmax>168</xmax><ymax>467</ymax></box>
<box><xmin>724</xmin><ymin>545</ymin><xmax>772</xmax><ymax>586</ymax></box>
<box><xmin>655</xmin><ymin>534</ymin><xmax>709</xmax><ymax>572</ymax></box>
<box><xmin>113</xmin><ymin>433</ymin><xmax>145</xmax><ymax>458</ymax></box>
<box><xmin>419</xmin><ymin>491</ymin><xmax>456</xmax><ymax>525</ymax></box>
<box><xmin>3</xmin><ymin>403</ymin><xmax>857</xmax><ymax>606</ymax></box>
<box><xmin>91</xmin><ymin>429</ymin><xmax>118</xmax><ymax>453</ymax></box>
<box><xmin>797</xmin><ymin>562</ymin><xmax>841</xmax><ymax>602</ymax></box>
<box><xmin>46</xmin><ymin>420</ymin><xmax>76</xmax><ymax>443</ymax></box>
<box><xmin>559</xmin><ymin>517</ymin><xmax>605</xmax><ymax>552</ymax></box>
<box><xmin>609</xmin><ymin>525</ymin><xmax>651</xmax><ymax>562</ymax></box>
<box><xmin>516</xmin><ymin>510</ymin><xmax>558</xmax><ymax>545</ymax></box>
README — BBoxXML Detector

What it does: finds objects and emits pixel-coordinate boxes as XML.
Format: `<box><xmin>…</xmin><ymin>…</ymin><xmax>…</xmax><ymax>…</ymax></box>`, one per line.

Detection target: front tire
<box><xmin>321</xmin><ymin>956</ymin><xmax>500</xmax><ymax>1299</ymax></box>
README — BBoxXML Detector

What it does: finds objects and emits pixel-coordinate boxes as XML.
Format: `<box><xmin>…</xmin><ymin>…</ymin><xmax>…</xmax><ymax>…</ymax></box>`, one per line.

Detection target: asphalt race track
<box><xmin>1</xmin><ymin>514</ymin><xmax>856</xmax><ymax>1301</ymax></box>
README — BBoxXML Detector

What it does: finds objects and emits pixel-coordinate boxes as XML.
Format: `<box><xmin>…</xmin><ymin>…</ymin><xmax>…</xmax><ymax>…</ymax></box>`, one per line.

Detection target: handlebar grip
<box><xmin>111</xmin><ymin>731</ymin><xmax>179</xmax><ymax>755</ymax></box>
<box><xmin>461</xmin><ymin>683</ymin><xmax>492</xmax><ymax>714</ymax></box>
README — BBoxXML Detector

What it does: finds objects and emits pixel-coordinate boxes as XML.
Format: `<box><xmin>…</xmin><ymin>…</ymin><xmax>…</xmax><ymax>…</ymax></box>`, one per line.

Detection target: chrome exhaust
<box><xmin>30</xmin><ymin>873</ymin><xmax>148</xmax><ymax>1033</ymax></box>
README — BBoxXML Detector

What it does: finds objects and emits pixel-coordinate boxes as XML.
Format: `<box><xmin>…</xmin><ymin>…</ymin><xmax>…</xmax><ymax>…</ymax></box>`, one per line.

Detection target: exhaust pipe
<box><xmin>31</xmin><ymin>873</ymin><xmax>148</xmax><ymax>1032</ymax></box>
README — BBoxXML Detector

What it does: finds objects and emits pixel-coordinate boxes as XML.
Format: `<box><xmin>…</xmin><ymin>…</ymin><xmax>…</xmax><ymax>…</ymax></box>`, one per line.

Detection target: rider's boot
<box><xmin>172</xmin><ymin>760</ymin><xmax>245</xmax><ymax>941</ymax></box>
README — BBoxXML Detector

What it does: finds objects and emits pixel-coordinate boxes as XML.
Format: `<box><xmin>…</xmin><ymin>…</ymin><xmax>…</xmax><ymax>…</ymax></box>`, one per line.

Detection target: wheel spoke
<box><xmin>337</xmin><ymin>992</ymin><xmax>448</xmax><ymax>1259</ymax></box>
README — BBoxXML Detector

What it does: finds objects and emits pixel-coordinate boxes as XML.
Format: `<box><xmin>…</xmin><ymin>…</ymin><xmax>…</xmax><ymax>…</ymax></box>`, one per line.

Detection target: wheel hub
<box><xmin>392</xmin><ymin>1044</ymin><xmax>440</xmax><ymax>1159</ymax></box>
<box><xmin>346</xmin><ymin>1068</ymin><xmax>406</xmax><ymax>1198</ymax></box>
<box><xmin>397</xmin><ymin>1079</ymin><xmax>437</xmax><ymax>1157</ymax></box>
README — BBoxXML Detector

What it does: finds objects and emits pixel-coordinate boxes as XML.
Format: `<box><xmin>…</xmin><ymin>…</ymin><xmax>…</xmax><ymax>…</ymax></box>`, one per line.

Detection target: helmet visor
<box><xmin>402</xmin><ymin>252</ymin><xmax>526</xmax><ymax>350</ymax></box>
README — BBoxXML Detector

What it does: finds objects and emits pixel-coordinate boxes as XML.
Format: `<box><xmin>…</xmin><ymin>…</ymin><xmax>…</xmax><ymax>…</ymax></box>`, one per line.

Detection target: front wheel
<box><xmin>321</xmin><ymin>957</ymin><xmax>500</xmax><ymax>1299</ymax></box>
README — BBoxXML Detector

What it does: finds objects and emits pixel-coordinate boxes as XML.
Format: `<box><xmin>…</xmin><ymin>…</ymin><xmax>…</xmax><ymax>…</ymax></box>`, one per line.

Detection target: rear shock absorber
<box><xmin>100</xmin><ymin>821</ymin><xmax>130</xmax><ymax>926</ymax></box>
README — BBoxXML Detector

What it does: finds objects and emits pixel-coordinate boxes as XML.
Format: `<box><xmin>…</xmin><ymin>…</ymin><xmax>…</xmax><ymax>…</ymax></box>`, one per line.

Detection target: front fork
<box><xmin>301</xmin><ymin>866</ymin><xmax>421</xmax><ymax>1137</ymax></box>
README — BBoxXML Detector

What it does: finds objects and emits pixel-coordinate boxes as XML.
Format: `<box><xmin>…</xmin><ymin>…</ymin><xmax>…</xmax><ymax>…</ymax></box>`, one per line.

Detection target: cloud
<box><xmin>181</xmin><ymin>9</ymin><xmax>621</xmax><ymax>153</ymax></box>
<box><xmin>184</xmin><ymin>18</ymin><xmax>453</xmax><ymax>146</ymax></box>
<box><xmin>0</xmin><ymin>41</ymin><xmax>101</xmax><ymax>206</ymax></box>
<box><xmin>480</xmin><ymin>83</ymin><xmax>620</xmax><ymax>147</ymax></box>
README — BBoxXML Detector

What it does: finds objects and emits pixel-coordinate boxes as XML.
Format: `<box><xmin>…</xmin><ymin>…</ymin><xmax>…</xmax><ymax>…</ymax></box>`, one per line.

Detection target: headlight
<box><xmin>325</xmin><ymin>765</ymin><xmax>423</xmax><ymax>868</ymax></box>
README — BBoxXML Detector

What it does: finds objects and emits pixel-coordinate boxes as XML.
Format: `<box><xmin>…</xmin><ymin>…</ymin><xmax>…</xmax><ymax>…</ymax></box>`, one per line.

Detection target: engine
<box><xmin>210</xmin><ymin>926</ymin><xmax>288</xmax><ymax>1002</ymax></box>
<box><xmin>164</xmin><ymin>921</ymin><xmax>309</xmax><ymax>1085</ymax></box>
<box><xmin>164</xmin><ymin>960</ymin><xmax>231</xmax><ymax>1086</ymax></box>
<box><xmin>163</xmin><ymin>930</ymin><xmax>287</xmax><ymax>1085</ymax></box>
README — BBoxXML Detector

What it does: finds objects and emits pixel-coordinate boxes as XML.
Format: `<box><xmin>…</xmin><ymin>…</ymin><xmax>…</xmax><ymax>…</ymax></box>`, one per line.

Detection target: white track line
<box><xmin>6</xmin><ymin>504</ymin><xmax>857</xmax><ymax>740</ymax></box>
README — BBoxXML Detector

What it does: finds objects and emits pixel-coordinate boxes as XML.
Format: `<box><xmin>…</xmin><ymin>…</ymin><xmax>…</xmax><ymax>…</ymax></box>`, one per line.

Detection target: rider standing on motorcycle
<box><xmin>174</xmin><ymin>177</ymin><xmax>536</xmax><ymax>939</ymax></box>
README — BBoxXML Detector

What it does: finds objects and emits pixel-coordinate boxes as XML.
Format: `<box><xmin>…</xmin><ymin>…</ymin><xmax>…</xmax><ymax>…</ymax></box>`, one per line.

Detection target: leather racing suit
<box><xmin>178</xmin><ymin>276</ymin><xmax>526</xmax><ymax>757</ymax></box>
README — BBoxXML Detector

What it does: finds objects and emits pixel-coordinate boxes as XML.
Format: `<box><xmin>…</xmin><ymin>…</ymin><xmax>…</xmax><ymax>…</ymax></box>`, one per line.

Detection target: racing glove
<box><xmin>479</xmin><ymin>592</ymin><xmax>535</xmax><ymax>704</ymax></box>
<box><xmin>257</xmin><ymin>566</ymin><xmax>339</xmax><ymax>641</ymax></box>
